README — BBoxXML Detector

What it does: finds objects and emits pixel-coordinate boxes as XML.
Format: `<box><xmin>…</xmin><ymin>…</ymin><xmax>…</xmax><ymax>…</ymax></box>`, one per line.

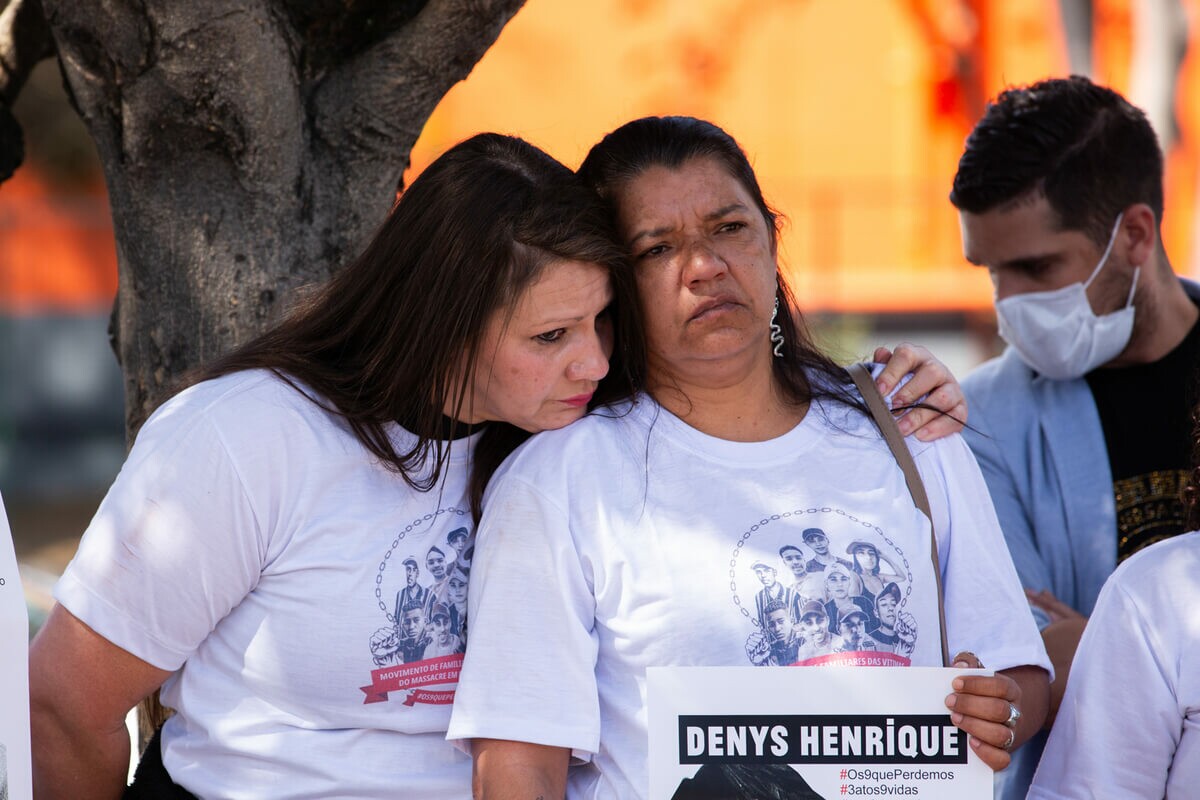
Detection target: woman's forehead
<box><xmin>614</xmin><ymin>158</ymin><xmax>754</xmax><ymax>236</ymax></box>
<box><xmin>622</xmin><ymin>157</ymin><xmax>744</xmax><ymax>197</ymax></box>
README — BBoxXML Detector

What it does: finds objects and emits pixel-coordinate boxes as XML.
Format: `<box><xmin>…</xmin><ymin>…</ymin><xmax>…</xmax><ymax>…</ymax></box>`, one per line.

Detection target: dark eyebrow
<box><xmin>964</xmin><ymin>250</ymin><xmax>1058</xmax><ymax>271</ymax></box>
<box><xmin>704</xmin><ymin>202</ymin><xmax>749</xmax><ymax>222</ymax></box>
<box><xmin>627</xmin><ymin>225</ymin><xmax>672</xmax><ymax>248</ymax></box>
<box><xmin>627</xmin><ymin>202</ymin><xmax>751</xmax><ymax>247</ymax></box>
<box><xmin>999</xmin><ymin>253</ymin><xmax>1058</xmax><ymax>273</ymax></box>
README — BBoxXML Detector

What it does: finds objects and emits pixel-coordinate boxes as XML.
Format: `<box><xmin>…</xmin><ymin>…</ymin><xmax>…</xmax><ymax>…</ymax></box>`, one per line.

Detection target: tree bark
<box><xmin>33</xmin><ymin>0</ymin><xmax>526</xmax><ymax>434</ymax></box>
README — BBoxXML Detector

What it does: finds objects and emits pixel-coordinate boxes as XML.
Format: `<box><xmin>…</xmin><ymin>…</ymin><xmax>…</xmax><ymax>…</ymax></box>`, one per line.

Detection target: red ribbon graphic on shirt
<box><xmin>797</xmin><ymin>651</ymin><xmax>911</xmax><ymax>668</ymax></box>
<box><xmin>360</xmin><ymin>653</ymin><xmax>464</xmax><ymax>704</ymax></box>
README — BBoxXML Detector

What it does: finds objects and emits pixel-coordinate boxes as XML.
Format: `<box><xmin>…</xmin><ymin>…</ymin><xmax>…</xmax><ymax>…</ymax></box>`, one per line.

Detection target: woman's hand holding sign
<box><xmin>944</xmin><ymin>650</ymin><xmax>1048</xmax><ymax>771</ymax></box>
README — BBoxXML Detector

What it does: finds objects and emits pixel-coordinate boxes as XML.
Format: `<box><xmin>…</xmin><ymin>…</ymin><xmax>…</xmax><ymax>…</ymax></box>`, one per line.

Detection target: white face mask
<box><xmin>995</xmin><ymin>214</ymin><xmax>1139</xmax><ymax>380</ymax></box>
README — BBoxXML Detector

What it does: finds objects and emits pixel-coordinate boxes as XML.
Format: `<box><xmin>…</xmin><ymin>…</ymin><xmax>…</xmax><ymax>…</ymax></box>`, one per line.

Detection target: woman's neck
<box><xmin>647</xmin><ymin>354</ymin><xmax>808</xmax><ymax>441</ymax></box>
<box><xmin>400</xmin><ymin>406</ymin><xmax>477</xmax><ymax>441</ymax></box>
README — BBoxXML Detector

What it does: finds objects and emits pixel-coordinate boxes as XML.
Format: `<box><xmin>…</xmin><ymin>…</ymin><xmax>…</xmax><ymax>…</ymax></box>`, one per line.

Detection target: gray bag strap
<box><xmin>847</xmin><ymin>362</ymin><xmax>951</xmax><ymax>667</ymax></box>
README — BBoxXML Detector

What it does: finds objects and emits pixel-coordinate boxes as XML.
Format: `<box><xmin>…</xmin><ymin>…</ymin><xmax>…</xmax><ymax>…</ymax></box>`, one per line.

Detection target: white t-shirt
<box><xmin>1</xmin><ymin>492</ymin><xmax>32</xmax><ymax>800</ymax></box>
<box><xmin>56</xmin><ymin>370</ymin><xmax>475</xmax><ymax>799</ymax></box>
<box><xmin>1029</xmin><ymin>531</ymin><xmax>1200</xmax><ymax>799</ymax></box>
<box><xmin>447</xmin><ymin>392</ymin><xmax>1049</xmax><ymax>800</ymax></box>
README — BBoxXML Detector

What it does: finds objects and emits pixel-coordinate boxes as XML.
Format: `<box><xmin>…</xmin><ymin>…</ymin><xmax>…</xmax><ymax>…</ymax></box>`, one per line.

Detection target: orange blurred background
<box><xmin>5</xmin><ymin>0</ymin><xmax>1200</xmax><ymax>317</ymax></box>
<box><xmin>405</xmin><ymin>0</ymin><xmax>1200</xmax><ymax>313</ymax></box>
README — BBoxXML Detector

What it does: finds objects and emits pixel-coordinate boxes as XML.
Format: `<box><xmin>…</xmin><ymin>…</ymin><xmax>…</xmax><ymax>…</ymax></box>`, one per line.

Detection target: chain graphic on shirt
<box><xmin>731</xmin><ymin>507</ymin><xmax>918</xmax><ymax>668</ymax></box>
<box><xmin>360</xmin><ymin>506</ymin><xmax>472</xmax><ymax>705</ymax></box>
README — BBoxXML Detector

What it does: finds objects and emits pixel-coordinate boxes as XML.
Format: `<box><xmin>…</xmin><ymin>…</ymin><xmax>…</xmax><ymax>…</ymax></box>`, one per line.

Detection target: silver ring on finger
<box><xmin>1002</xmin><ymin>728</ymin><xmax>1015</xmax><ymax>752</ymax></box>
<box><xmin>1004</xmin><ymin>702</ymin><xmax>1021</xmax><ymax>729</ymax></box>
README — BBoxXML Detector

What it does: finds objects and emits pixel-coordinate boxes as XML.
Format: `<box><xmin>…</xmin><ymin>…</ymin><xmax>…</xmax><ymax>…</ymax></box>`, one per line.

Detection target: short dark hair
<box><xmin>763</xmin><ymin>600</ymin><xmax>789</xmax><ymax>617</ymax></box>
<box><xmin>950</xmin><ymin>75</ymin><xmax>1164</xmax><ymax>245</ymax></box>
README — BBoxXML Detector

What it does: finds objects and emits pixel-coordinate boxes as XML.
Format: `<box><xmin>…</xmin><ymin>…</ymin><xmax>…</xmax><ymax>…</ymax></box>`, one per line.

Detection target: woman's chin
<box><xmin>522</xmin><ymin>406</ymin><xmax>589</xmax><ymax>434</ymax></box>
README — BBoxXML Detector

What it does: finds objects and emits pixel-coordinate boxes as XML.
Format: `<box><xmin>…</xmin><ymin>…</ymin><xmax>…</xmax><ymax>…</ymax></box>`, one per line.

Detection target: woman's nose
<box><xmin>567</xmin><ymin>330</ymin><xmax>610</xmax><ymax>382</ymax></box>
<box><xmin>682</xmin><ymin>241</ymin><xmax>727</xmax><ymax>284</ymax></box>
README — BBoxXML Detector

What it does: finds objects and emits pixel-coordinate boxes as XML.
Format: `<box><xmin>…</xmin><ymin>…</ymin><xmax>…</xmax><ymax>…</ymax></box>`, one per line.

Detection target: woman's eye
<box><xmin>535</xmin><ymin>328</ymin><xmax>566</xmax><ymax>344</ymax></box>
<box><xmin>718</xmin><ymin>221</ymin><xmax>746</xmax><ymax>234</ymax></box>
<box><xmin>637</xmin><ymin>244</ymin><xmax>669</xmax><ymax>259</ymax></box>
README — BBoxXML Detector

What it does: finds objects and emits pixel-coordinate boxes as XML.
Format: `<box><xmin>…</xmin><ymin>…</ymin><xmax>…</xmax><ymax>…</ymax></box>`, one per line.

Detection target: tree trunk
<box><xmin>1057</xmin><ymin>0</ymin><xmax>1093</xmax><ymax>76</ymax></box>
<box><xmin>36</xmin><ymin>0</ymin><xmax>526</xmax><ymax>435</ymax></box>
<box><xmin>4</xmin><ymin>0</ymin><xmax>526</xmax><ymax>747</ymax></box>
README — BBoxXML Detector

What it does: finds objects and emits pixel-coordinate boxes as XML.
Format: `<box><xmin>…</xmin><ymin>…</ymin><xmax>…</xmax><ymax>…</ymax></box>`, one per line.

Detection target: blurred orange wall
<box><xmin>4</xmin><ymin>0</ymin><xmax>1199</xmax><ymax>315</ymax></box>
<box><xmin>409</xmin><ymin>0</ymin><xmax>1199</xmax><ymax>313</ymax></box>
<box><xmin>0</xmin><ymin>170</ymin><xmax>117</xmax><ymax>314</ymax></box>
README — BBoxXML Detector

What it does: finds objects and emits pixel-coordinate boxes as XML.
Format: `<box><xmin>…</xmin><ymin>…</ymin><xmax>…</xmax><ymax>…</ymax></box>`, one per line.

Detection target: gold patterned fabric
<box><xmin>1115</xmin><ymin>469</ymin><xmax>1190</xmax><ymax>562</ymax></box>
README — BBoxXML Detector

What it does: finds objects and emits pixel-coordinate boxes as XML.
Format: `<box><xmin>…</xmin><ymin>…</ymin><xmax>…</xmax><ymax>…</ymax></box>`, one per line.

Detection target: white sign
<box><xmin>648</xmin><ymin>666</ymin><xmax>992</xmax><ymax>800</ymax></box>
<box><xmin>0</xmin><ymin>493</ymin><xmax>32</xmax><ymax>800</ymax></box>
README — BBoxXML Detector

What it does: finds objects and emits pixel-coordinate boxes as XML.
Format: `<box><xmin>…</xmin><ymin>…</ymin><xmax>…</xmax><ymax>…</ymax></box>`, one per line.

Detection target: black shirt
<box><xmin>1086</xmin><ymin>307</ymin><xmax>1200</xmax><ymax>561</ymax></box>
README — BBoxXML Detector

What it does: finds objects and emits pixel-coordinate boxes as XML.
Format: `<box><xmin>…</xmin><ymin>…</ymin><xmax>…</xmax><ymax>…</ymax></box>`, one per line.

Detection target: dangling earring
<box><xmin>770</xmin><ymin>298</ymin><xmax>785</xmax><ymax>358</ymax></box>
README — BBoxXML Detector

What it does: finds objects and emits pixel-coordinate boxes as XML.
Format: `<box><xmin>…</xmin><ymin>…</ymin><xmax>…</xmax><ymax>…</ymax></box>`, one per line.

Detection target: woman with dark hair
<box><xmin>25</xmin><ymin>133</ymin><xmax>643</xmax><ymax>800</ymax></box>
<box><xmin>846</xmin><ymin>539</ymin><xmax>907</xmax><ymax>598</ymax></box>
<box><xmin>448</xmin><ymin>117</ymin><xmax>1051</xmax><ymax>798</ymax></box>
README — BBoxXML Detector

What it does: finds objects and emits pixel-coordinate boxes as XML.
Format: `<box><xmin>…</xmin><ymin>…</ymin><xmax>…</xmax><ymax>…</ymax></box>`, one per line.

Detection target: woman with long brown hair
<box><xmin>27</xmin><ymin>133</ymin><xmax>642</xmax><ymax>800</ymax></box>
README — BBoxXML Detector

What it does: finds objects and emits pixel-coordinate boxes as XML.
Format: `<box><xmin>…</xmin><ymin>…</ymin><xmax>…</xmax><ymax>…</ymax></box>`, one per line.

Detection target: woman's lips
<box><xmin>563</xmin><ymin>392</ymin><xmax>594</xmax><ymax>408</ymax></box>
<box><xmin>689</xmin><ymin>296</ymin><xmax>740</xmax><ymax>321</ymax></box>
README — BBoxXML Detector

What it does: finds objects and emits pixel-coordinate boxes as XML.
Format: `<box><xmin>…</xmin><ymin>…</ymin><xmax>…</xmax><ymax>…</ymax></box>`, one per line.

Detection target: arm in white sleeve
<box><xmin>1029</xmin><ymin>579</ymin><xmax>1178</xmax><ymax>799</ymax></box>
<box><xmin>919</xmin><ymin>433</ymin><xmax>1051</xmax><ymax>677</ymax></box>
<box><xmin>448</xmin><ymin>472</ymin><xmax>601</xmax><ymax>759</ymax></box>
<box><xmin>54</xmin><ymin>406</ymin><xmax>265</xmax><ymax>670</ymax></box>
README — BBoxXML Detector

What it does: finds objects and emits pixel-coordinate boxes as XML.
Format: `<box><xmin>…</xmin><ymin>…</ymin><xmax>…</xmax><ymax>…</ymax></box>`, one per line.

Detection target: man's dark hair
<box><xmin>950</xmin><ymin>75</ymin><xmax>1164</xmax><ymax>245</ymax></box>
<box><xmin>763</xmin><ymin>600</ymin><xmax>788</xmax><ymax>617</ymax></box>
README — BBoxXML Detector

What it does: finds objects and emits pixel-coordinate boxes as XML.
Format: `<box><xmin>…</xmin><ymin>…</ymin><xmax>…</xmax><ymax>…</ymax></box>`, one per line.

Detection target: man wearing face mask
<box><xmin>949</xmin><ymin>75</ymin><xmax>1200</xmax><ymax>799</ymax></box>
